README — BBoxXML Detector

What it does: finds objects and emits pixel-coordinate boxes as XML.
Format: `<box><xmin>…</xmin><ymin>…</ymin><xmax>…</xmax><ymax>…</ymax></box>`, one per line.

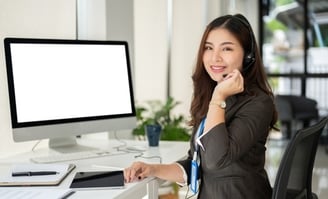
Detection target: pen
<box><xmin>12</xmin><ymin>171</ymin><xmax>58</xmax><ymax>177</ymax></box>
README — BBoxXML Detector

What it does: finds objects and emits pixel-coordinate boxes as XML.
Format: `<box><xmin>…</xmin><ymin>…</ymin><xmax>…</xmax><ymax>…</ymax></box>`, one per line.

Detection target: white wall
<box><xmin>133</xmin><ymin>0</ymin><xmax>169</xmax><ymax>102</ymax></box>
<box><xmin>77</xmin><ymin>0</ymin><xmax>107</xmax><ymax>40</ymax></box>
<box><xmin>0</xmin><ymin>0</ymin><xmax>76</xmax><ymax>156</ymax></box>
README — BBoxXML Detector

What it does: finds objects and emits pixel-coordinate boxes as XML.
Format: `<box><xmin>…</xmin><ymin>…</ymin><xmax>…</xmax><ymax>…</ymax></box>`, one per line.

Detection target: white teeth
<box><xmin>211</xmin><ymin>66</ymin><xmax>223</xmax><ymax>70</ymax></box>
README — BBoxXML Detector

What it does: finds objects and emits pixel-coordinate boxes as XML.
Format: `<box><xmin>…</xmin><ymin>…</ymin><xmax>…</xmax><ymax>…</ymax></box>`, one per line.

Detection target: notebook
<box><xmin>0</xmin><ymin>163</ymin><xmax>75</xmax><ymax>186</ymax></box>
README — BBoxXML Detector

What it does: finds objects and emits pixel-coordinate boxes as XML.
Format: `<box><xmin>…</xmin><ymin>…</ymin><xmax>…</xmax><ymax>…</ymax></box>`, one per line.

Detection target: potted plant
<box><xmin>132</xmin><ymin>97</ymin><xmax>191</xmax><ymax>142</ymax></box>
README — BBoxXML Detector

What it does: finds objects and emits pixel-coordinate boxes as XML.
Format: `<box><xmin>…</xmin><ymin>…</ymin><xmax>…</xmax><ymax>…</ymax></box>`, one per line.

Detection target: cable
<box><xmin>184</xmin><ymin>184</ymin><xmax>198</xmax><ymax>199</ymax></box>
<box><xmin>31</xmin><ymin>140</ymin><xmax>42</xmax><ymax>152</ymax></box>
<box><xmin>112</xmin><ymin>131</ymin><xmax>128</xmax><ymax>151</ymax></box>
<box><xmin>105</xmin><ymin>131</ymin><xmax>164</xmax><ymax>163</ymax></box>
<box><xmin>134</xmin><ymin>153</ymin><xmax>163</xmax><ymax>164</ymax></box>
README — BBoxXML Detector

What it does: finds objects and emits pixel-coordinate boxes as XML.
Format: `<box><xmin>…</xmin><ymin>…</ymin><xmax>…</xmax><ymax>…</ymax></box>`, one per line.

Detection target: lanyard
<box><xmin>190</xmin><ymin>117</ymin><xmax>206</xmax><ymax>194</ymax></box>
<box><xmin>194</xmin><ymin>117</ymin><xmax>206</xmax><ymax>152</ymax></box>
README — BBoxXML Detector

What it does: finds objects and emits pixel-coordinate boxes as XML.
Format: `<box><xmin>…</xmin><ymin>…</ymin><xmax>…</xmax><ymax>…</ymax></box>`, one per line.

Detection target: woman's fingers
<box><xmin>124</xmin><ymin>167</ymin><xmax>133</xmax><ymax>183</ymax></box>
<box><xmin>124</xmin><ymin>165</ymin><xmax>139</xmax><ymax>182</ymax></box>
<box><xmin>124</xmin><ymin>162</ymin><xmax>149</xmax><ymax>183</ymax></box>
<box><xmin>216</xmin><ymin>69</ymin><xmax>244</xmax><ymax>98</ymax></box>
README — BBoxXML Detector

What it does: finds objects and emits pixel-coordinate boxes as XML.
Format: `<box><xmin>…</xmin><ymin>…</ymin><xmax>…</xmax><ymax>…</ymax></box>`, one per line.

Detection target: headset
<box><xmin>233</xmin><ymin>16</ymin><xmax>256</xmax><ymax>72</ymax></box>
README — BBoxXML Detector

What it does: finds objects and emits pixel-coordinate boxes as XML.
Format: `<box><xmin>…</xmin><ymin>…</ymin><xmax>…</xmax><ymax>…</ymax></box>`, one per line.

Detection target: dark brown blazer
<box><xmin>177</xmin><ymin>86</ymin><xmax>273</xmax><ymax>199</ymax></box>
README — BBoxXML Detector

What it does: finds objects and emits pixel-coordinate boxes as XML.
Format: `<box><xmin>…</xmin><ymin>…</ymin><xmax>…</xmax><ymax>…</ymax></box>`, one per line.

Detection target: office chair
<box><xmin>275</xmin><ymin>95</ymin><xmax>319</xmax><ymax>139</ymax></box>
<box><xmin>272</xmin><ymin>117</ymin><xmax>328</xmax><ymax>199</ymax></box>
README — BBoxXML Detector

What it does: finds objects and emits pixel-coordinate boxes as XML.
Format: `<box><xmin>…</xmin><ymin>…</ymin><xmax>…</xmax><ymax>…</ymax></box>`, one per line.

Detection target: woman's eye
<box><xmin>222</xmin><ymin>47</ymin><xmax>232</xmax><ymax>51</ymax></box>
<box><xmin>204</xmin><ymin>46</ymin><xmax>212</xmax><ymax>50</ymax></box>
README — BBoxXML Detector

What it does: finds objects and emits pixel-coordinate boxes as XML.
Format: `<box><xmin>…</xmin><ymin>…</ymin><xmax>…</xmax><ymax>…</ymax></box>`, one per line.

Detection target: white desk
<box><xmin>0</xmin><ymin>138</ymin><xmax>189</xmax><ymax>199</ymax></box>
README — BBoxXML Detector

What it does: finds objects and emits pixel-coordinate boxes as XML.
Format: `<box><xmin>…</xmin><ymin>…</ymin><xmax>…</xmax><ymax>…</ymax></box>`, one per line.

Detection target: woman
<box><xmin>124</xmin><ymin>13</ymin><xmax>278</xmax><ymax>199</ymax></box>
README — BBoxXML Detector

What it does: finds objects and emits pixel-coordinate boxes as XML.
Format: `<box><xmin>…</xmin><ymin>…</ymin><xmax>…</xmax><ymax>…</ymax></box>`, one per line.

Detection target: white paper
<box><xmin>0</xmin><ymin>188</ymin><xmax>74</xmax><ymax>199</ymax></box>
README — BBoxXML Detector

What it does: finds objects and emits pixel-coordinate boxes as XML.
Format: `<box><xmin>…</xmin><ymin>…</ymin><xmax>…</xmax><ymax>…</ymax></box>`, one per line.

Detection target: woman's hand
<box><xmin>124</xmin><ymin>161</ymin><xmax>154</xmax><ymax>183</ymax></box>
<box><xmin>212</xmin><ymin>69</ymin><xmax>244</xmax><ymax>101</ymax></box>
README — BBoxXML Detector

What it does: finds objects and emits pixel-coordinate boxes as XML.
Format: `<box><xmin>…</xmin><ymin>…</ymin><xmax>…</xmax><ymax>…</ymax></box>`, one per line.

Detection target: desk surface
<box><xmin>0</xmin><ymin>138</ymin><xmax>190</xmax><ymax>199</ymax></box>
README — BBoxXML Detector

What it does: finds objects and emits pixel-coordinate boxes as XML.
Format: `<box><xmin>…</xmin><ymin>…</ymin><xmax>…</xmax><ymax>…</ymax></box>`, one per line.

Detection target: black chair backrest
<box><xmin>275</xmin><ymin>95</ymin><xmax>319</xmax><ymax>121</ymax></box>
<box><xmin>272</xmin><ymin>117</ymin><xmax>328</xmax><ymax>199</ymax></box>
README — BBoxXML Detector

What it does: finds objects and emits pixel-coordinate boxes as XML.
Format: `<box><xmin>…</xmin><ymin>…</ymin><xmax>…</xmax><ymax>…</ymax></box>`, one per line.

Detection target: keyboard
<box><xmin>31</xmin><ymin>150</ymin><xmax>116</xmax><ymax>163</ymax></box>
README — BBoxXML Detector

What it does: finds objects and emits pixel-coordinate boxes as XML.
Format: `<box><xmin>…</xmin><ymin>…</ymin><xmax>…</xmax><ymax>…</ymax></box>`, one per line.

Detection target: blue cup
<box><xmin>145</xmin><ymin>125</ymin><xmax>162</xmax><ymax>147</ymax></box>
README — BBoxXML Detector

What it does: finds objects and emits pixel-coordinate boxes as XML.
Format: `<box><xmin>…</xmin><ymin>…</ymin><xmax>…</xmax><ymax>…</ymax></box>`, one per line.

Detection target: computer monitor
<box><xmin>4</xmin><ymin>38</ymin><xmax>136</xmax><ymax>152</ymax></box>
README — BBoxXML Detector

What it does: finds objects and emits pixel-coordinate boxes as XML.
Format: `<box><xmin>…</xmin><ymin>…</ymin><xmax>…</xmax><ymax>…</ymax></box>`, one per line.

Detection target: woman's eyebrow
<box><xmin>220</xmin><ymin>41</ymin><xmax>235</xmax><ymax>46</ymax></box>
<box><xmin>204</xmin><ymin>41</ymin><xmax>213</xmax><ymax>45</ymax></box>
<box><xmin>205</xmin><ymin>41</ymin><xmax>235</xmax><ymax>46</ymax></box>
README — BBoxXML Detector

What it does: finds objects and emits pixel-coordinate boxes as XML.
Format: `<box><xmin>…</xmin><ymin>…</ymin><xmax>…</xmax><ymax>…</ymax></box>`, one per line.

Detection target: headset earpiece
<box><xmin>243</xmin><ymin>52</ymin><xmax>255</xmax><ymax>72</ymax></box>
<box><xmin>233</xmin><ymin>15</ymin><xmax>256</xmax><ymax>72</ymax></box>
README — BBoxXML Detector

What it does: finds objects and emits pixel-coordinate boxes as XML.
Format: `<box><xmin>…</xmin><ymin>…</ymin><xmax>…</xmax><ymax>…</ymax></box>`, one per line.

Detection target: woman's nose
<box><xmin>211</xmin><ymin>50</ymin><xmax>222</xmax><ymax>62</ymax></box>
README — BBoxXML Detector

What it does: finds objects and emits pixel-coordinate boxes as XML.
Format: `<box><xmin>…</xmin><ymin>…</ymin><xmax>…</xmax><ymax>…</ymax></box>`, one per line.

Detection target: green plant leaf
<box><xmin>132</xmin><ymin>97</ymin><xmax>191</xmax><ymax>141</ymax></box>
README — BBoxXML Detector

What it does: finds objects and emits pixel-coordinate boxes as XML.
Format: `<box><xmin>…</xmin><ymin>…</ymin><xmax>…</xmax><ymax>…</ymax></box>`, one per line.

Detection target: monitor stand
<box><xmin>49</xmin><ymin>136</ymin><xmax>97</xmax><ymax>153</ymax></box>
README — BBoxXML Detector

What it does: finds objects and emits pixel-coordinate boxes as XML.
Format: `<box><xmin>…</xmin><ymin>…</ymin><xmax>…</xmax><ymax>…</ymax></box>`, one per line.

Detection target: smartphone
<box><xmin>69</xmin><ymin>170</ymin><xmax>124</xmax><ymax>189</ymax></box>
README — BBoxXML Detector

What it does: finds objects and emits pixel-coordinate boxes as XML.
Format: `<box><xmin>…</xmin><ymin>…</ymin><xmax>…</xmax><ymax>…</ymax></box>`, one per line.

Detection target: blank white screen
<box><xmin>10</xmin><ymin>43</ymin><xmax>133</xmax><ymax>123</ymax></box>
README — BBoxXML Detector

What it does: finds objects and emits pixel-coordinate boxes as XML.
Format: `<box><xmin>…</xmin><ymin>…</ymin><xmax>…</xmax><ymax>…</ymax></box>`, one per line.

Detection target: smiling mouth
<box><xmin>210</xmin><ymin>65</ymin><xmax>225</xmax><ymax>72</ymax></box>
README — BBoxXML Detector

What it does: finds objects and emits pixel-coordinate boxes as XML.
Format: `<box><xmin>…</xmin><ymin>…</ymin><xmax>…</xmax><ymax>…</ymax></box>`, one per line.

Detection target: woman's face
<box><xmin>203</xmin><ymin>28</ymin><xmax>244</xmax><ymax>82</ymax></box>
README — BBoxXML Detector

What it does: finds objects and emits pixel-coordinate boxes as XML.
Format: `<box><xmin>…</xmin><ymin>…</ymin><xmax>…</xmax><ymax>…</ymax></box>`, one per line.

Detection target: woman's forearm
<box><xmin>152</xmin><ymin>163</ymin><xmax>185</xmax><ymax>184</ymax></box>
